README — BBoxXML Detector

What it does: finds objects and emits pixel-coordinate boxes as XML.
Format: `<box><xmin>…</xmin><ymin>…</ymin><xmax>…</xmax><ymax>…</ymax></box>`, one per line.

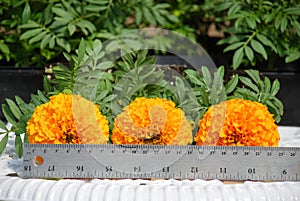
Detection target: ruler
<box><xmin>21</xmin><ymin>144</ymin><xmax>300</xmax><ymax>181</ymax></box>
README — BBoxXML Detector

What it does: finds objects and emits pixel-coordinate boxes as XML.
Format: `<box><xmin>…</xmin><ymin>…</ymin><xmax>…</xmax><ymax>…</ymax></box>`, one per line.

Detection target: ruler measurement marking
<box><xmin>21</xmin><ymin>144</ymin><xmax>300</xmax><ymax>181</ymax></box>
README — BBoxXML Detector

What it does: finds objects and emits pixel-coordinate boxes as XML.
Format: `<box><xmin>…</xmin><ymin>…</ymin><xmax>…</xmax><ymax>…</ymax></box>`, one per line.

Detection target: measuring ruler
<box><xmin>21</xmin><ymin>144</ymin><xmax>300</xmax><ymax>181</ymax></box>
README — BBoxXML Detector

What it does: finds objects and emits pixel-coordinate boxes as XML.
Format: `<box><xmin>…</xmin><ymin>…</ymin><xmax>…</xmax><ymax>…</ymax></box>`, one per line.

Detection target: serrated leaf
<box><xmin>6</xmin><ymin>99</ymin><xmax>22</xmax><ymax>120</ymax></box>
<box><xmin>201</xmin><ymin>66</ymin><xmax>212</xmax><ymax>86</ymax></box>
<box><xmin>225</xmin><ymin>74</ymin><xmax>239</xmax><ymax>94</ymax></box>
<box><xmin>0</xmin><ymin>134</ymin><xmax>8</xmax><ymax>155</ymax></box>
<box><xmin>250</xmin><ymin>39</ymin><xmax>267</xmax><ymax>60</ymax></box>
<box><xmin>15</xmin><ymin>135</ymin><xmax>23</xmax><ymax>158</ymax></box>
<box><xmin>223</xmin><ymin>42</ymin><xmax>244</xmax><ymax>52</ymax></box>
<box><xmin>244</xmin><ymin>45</ymin><xmax>254</xmax><ymax>61</ymax></box>
<box><xmin>232</xmin><ymin>47</ymin><xmax>244</xmax><ymax>69</ymax></box>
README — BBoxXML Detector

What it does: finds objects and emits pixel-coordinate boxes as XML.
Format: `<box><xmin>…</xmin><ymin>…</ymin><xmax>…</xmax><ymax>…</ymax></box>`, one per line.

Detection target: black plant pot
<box><xmin>156</xmin><ymin>55</ymin><xmax>300</xmax><ymax>126</ymax></box>
<box><xmin>262</xmin><ymin>71</ymin><xmax>300</xmax><ymax>126</ymax></box>
<box><xmin>0</xmin><ymin>68</ymin><xmax>44</xmax><ymax>120</ymax></box>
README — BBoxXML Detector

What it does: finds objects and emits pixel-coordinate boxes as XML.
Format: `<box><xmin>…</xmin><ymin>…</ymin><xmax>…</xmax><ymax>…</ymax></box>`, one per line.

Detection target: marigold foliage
<box><xmin>111</xmin><ymin>97</ymin><xmax>193</xmax><ymax>145</ymax></box>
<box><xmin>195</xmin><ymin>98</ymin><xmax>280</xmax><ymax>146</ymax></box>
<box><xmin>26</xmin><ymin>93</ymin><xmax>109</xmax><ymax>144</ymax></box>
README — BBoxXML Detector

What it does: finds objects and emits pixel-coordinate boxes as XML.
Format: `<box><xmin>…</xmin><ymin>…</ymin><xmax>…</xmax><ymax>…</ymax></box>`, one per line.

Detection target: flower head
<box><xmin>26</xmin><ymin>93</ymin><xmax>109</xmax><ymax>144</ymax></box>
<box><xmin>195</xmin><ymin>98</ymin><xmax>280</xmax><ymax>146</ymax></box>
<box><xmin>111</xmin><ymin>97</ymin><xmax>193</xmax><ymax>145</ymax></box>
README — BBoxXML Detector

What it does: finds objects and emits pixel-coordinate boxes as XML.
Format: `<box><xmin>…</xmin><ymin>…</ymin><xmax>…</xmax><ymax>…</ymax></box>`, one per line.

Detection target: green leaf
<box><xmin>244</xmin><ymin>45</ymin><xmax>254</xmax><ymax>61</ymax></box>
<box><xmin>201</xmin><ymin>66</ymin><xmax>212</xmax><ymax>86</ymax></box>
<box><xmin>225</xmin><ymin>74</ymin><xmax>239</xmax><ymax>94</ymax></box>
<box><xmin>68</xmin><ymin>24</ymin><xmax>76</xmax><ymax>35</ymax></box>
<box><xmin>285</xmin><ymin>51</ymin><xmax>300</xmax><ymax>63</ymax></box>
<box><xmin>29</xmin><ymin>31</ymin><xmax>47</xmax><ymax>44</ymax></box>
<box><xmin>0</xmin><ymin>42</ymin><xmax>10</xmax><ymax>55</ymax></box>
<box><xmin>6</xmin><ymin>99</ymin><xmax>22</xmax><ymax>120</ymax></box>
<box><xmin>284</xmin><ymin>7</ymin><xmax>300</xmax><ymax>15</ymax></box>
<box><xmin>264</xmin><ymin>77</ymin><xmax>271</xmax><ymax>94</ymax></box>
<box><xmin>15</xmin><ymin>135</ymin><xmax>23</xmax><ymax>158</ymax></box>
<box><xmin>246</xmin><ymin>16</ymin><xmax>256</xmax><ymax>29</ymax></box>
<box><xmin>20</xmin><ymin>28</ymin><xmax>43</xmax><ymax>40</ymax></box>
<box><xmin>37</xmin><ymin>90</ymin><xmax>49</xmax><ymax>103</ymax></box>
<box><xmin>223</xmin><ymin>42</ymin><xmax>244</xmax><ymax>52</ymax></box>
<box><xmin>43</xmin><ymin>76</ymin><xmax>52</xmax><ymax>93</ymax></box>
<box><xmin>291</xmin><ymin>20</ymin><xmax>300</xmax><ymax>36</ymax></box>
<box><xmin>250</xmin><ymin>39</ymin><xmax>267</xmax><ymax>60</ymax></box>
<box><xmin>40</xmin><ymin>34</ymin><xmax>52</xmax><ymax>49</ymax></box>
<box><xmin>0</xmin><ymin>119</ymin><xmax>7</xmax><ymax>131</ymax></box>
<box><xmin>256</xmin><ymin>33</ymin><xmax>277</xmax><ymax>53</ymax></box>
<box><xmin>22</xmin><ymin>3</ymin><xmax>31</xmax><ymax>24</ymax></box>
<box><xmin>135</xmin><ymin>7</ymin><xmax>142</xmax><ymax>25</ymax></box>
<box><xmin>143</xmin><ymin>7</ymin><xmax>156</xmax><ymax>25</ymax></box>
<box><xmin>19</xmin><ymin>103</ymin><xmax>35</xmax><ymax>113</ymax></box>
<box><xmin>271</xmin><ymin>79</ymin><xmax>280</xmax><ymax>96</ymax></box>
<box><xmin>0</xmin><ymin>134</ymin><xmax>8</xmax><ymax>155</ymax></box>
<box><xmin>57</xmin><ymin>38</ymin><xmax>71</xmax><ymax>52</ymax></box>
<box><xmin>239</xmin><ymin>77</ymin><xmax>259</xmax><ymax>92</ymax></box>
<box><xmin>2</xmin><ymin>104</ymin><xmax>16</xmax><ymax>126</ymax></box>
<box><xmin>217</xmin><ymin>35</ymin><xmax>246</xmax><ymax>45</ymax></box>
<box><xmin>280</xmin><ymin>17</ymin><xmax>288</xmax><ymax>32</ymax></box>
<box><xmin>232</xmin><ymin>47</ymin><xmax>244</xmax><ymax>69</ymax></box>
<box><xmin>184</xmin><ymin>69</ymin><xmax>204</xmax><ymax>86</ymax></box>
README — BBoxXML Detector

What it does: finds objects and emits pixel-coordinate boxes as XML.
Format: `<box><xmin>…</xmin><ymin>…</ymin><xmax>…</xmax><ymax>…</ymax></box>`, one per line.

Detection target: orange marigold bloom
<box><xmin>195</xmin><ymin>98</ymin><xmax>280</xmax><ymax>146</ymax></box>
<box><xmin>111</xmin><ymin>97</ymin><xmax>193</xmax><ymax>145</ymax></box>
<box><xmin>26</xmin><ymin>93</ymin><xmax>109</xmax><ymax>144</ymax></box>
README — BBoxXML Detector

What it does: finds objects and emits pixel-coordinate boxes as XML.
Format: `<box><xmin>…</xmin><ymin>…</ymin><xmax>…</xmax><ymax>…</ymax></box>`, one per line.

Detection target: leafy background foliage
<box><xmin>0</xmin><ymin>40</ymin><xmax>284</xmax><ymax>157</ymax></box>
<box><xmin>0</xmin><ymin>0</ymin><xmax>299</xmax><ymax>69</ymax></box>
<box><xmin>0</xmin><ymin>0</ymin><xmax>292</xmax><ymax>157</ymax></box>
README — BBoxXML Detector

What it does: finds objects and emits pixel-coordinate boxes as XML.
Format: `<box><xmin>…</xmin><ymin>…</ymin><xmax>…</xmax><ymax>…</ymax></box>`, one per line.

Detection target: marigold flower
<box><xmin>195</xmin><ymin>98</ymin><xmax>280</xmax><ymax>146</ymax></box>
<box><xmin>111</xmin><ymin>97</ymin><xmax>193</xmax><ymax>145</ymax></box>
<box><xmin>26</xmin><ymin>93</ymin><xmax>109</xmax><ymax>144</ymax></box>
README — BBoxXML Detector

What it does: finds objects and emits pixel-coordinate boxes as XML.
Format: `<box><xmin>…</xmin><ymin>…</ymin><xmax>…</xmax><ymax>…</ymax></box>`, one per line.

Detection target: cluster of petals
<box><xmin>26</xmin><ymin>93</ymin><xmax>109</xmax><ymax>144</ymax></box>
<box><xmin>111</xmin><ymin>97</ymin><xmax>193</xmax><ymax>145</ymax></box>
<box><xmin>195</xmin><ymin>98</ymin><xmax>280</xmax><ymax>146</ymax></box>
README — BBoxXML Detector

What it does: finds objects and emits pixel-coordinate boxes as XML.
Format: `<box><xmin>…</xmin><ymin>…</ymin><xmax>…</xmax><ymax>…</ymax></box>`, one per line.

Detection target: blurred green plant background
<box><xmin>0</xmin><ymin>0</ymin><xmax>299</xmax><ymax>69</ymax></box>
